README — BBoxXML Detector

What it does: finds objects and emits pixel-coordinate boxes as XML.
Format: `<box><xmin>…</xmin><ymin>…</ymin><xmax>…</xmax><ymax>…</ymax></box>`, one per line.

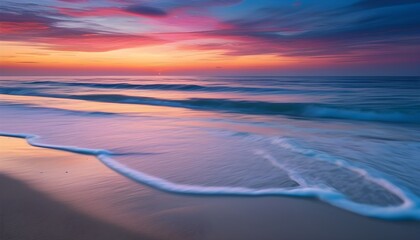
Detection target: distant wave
<box><xmin>1</xmin><ymin>131</ymin><xmax>420</xmax><ymax>220</ymax></box>
<box><xmin>69</xmin><ymin>94</ymin><xmax>420</xmax><ymax>124</ymax></box>
<box><xmin>24</xmin><ymin>80</ymin><xmax>303</xmax><ymax>94</ymax></box>
<box><xmin>1</xmin><ymin>88</ymin><xmax>419</xmax><ymax>123</ymax></box>
<box><xmin>0</xmin><ymin>102</ymin><xmax>118</xmax><ymax>117</ymax></box>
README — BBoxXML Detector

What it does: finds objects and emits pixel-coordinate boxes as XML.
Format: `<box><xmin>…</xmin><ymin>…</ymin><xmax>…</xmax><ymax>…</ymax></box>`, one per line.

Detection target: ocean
<box><xmin>0</xmin><ymin>76</ymin><xmax>419</xmax><ymax>220</ymax></box>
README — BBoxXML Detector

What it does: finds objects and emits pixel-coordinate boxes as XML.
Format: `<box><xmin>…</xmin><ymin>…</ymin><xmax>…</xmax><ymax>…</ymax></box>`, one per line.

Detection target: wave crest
<box><xmin>1</xmin><ymin>88</ymin><xmax>419</xmax><ymax>123</ymax></box>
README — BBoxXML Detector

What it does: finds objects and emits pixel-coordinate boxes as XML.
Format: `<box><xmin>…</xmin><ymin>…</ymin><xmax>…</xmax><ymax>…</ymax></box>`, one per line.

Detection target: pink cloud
<box><xmin>40</xmin><ymin>34</ymin><xmax>166</xmax><ymax>52</ymax></box>
<box><xmin>0</xmin><ymin>22</ymin><xmax>49</xmax><ymax>34</ymax></box>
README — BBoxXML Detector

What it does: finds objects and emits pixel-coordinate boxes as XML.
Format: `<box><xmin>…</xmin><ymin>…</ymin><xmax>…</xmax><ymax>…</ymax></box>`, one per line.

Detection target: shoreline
<box><xmin>1</xmin><ymin>136</ymin><xmax>420</xmax><ymax>240</ymax></box>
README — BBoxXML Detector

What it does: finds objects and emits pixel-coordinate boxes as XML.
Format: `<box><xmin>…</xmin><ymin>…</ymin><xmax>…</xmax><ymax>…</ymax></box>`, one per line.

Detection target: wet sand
<box><xmin>1</xmin><ymin>136</ymin><xmax>420</xmax><ymax>240</ymax></box>
<box><xmin>0</xmin><ymin>174</ymin><xmax>153</xmax><ymax>240</ymax></box>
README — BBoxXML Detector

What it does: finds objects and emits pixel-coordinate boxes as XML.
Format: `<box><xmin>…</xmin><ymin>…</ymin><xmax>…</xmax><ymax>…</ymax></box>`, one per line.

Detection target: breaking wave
<box><xmin>1</xmin><ymin>87</ymin><xmax>419</xmax><ymax>123</ymax></box>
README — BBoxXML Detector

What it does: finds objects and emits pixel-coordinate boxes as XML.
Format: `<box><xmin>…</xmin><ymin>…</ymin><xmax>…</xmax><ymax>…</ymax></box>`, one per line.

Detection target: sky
<box><xmin>0</xmin><ymin>0</ymin><xmax>419</xmax><ymax>76</ymax></box>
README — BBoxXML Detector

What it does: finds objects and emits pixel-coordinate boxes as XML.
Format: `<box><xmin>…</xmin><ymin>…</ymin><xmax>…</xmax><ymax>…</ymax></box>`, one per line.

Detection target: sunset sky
<box><xmin>1</xmin><ymin>0</ymin><xmax>419</xmax><ymax>76</ymax></box>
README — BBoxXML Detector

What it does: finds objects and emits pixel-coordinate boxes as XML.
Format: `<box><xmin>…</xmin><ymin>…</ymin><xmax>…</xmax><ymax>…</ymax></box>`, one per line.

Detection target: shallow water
<box><xmin>0</xmin><ymin>76</ymin><xmax>419</xmax><ymax>219</ymax></box>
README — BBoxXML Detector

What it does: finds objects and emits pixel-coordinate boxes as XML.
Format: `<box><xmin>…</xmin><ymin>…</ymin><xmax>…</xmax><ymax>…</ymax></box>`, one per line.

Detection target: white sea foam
<box><xmin>270</xmin><ymin>136</ymin><xmax>420</xmax><ymax>218</ymax></box>
<box><xmin>1</xmin><ymin>131</ymin><xmax>420</xmax><ymax>220</ymax></box>
<box><xmin>0</xmin><ymin>132</ymin><xmax>111</xmax><ymax>155</ymax></box>
<box><xmin>253</xmin><ymin>149</ymin><xmax>309</xmax><ymax>187</ymax></box>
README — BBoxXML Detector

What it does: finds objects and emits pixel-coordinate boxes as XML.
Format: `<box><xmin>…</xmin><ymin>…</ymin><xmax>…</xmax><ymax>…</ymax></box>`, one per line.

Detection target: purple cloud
<box><xmin>125</xmin><ymin>5</ymin><xmax>168</xmax><ymax>17</ymax></box>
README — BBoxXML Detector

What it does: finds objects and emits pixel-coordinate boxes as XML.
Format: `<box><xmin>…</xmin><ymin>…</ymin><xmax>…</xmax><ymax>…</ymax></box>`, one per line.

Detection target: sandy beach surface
<box><xmin>1</xmin><ymin>136</ymin><xmax>420</xmax><ymax>240</ymax></box>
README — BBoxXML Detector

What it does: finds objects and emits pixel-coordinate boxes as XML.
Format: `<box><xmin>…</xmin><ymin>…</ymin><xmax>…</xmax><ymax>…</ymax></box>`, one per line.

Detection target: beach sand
<box><xmin>0</xmin><ymin>174</ymin><xmax>153</xmax><ymax>240</ymax></box>
<box><xmin>1</xmin><ymin>136</ymin><xmax>420</xmax><ymax>240</ymax></box>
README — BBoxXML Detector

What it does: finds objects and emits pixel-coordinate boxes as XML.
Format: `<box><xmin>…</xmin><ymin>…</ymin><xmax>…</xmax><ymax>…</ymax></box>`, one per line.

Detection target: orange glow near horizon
<box><xmin>1</xmin><ymin>41</ymin><xmax>310</xmax><ymax>75</ymax></box>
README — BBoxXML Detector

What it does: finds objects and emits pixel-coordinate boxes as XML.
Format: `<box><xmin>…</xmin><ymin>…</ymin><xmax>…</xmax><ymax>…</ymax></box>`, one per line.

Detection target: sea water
<box><xmin>0</xmin><ymin>76</ymin><xmax>419</xmax><ymax>219</ymax></box>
